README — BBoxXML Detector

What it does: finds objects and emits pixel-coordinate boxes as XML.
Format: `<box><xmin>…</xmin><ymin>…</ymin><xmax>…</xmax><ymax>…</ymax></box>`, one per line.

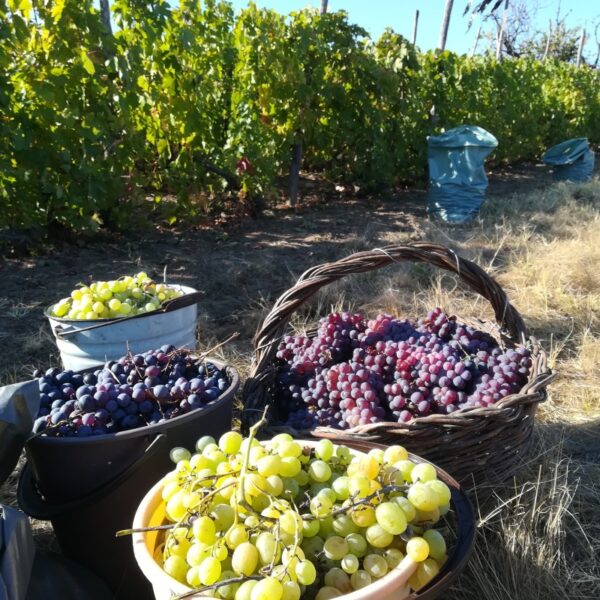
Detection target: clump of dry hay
<box><xmin>2</xmin><ymin>173</ymin><xmax>599</xmax><ymax>598</ymax></box>
<box><xmin>236</xmin><ymin>178</ymin><xmax>600</xmax><ymax>599</ymax></box>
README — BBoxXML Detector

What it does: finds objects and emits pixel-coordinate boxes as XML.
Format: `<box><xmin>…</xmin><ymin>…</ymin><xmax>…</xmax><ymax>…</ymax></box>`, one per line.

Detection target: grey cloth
<box><xmin>0</xmin><ymin>380</ymin><xmax>39</xmax><ymax>486</ymax></box>
<box><xmin>0</xmin><ymin>506</ymin><xmax>35</xmax><ymax>600</ymax></box>
<box><xmin>0</xmin><ymin>505</ymin><xmax>113</xmax><ymax>600</ymax></box>
<box><xmin>0</xmin><ymin>381</ymin><xmax>39</xmax><ymax>600</ymax></box>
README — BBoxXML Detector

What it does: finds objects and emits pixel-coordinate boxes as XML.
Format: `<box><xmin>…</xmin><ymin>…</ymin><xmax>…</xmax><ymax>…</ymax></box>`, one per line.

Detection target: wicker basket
<box><xmin>242</xmin><ymin>243</ymin><xmax>554</xmax><ymax>490</ymax></box>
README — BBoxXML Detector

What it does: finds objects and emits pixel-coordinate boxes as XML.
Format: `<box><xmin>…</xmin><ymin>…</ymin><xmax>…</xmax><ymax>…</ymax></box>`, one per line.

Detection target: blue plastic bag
<box><xmin>427</xmin><ymin>125</ymin><xmax>498</xmax><ymax>223</ymax></box>
<box><xmin>542</xmin><ymin>138</ymin><xmax>595</xmax><ymax>183</ymax></box>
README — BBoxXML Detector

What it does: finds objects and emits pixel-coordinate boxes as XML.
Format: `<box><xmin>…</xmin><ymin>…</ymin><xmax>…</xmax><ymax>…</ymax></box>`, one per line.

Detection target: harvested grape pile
<box><xmin>275</xmin><ymin>308</ymin><xmax>532</xmax><ymax>430</ymax></box>
<box><xmin>33</xmin><ymin>346</ymin><xmax>230</xmax><ymax>437</ymax></box>
<box><xmin>49</xmin><ymin>271</ymin><xmax>183</xmax><ymax>320</ymax></box>
<box><xmin>149</xmin><ymin>425</ymin><xmax>453</xmax><ymax>600</ymax></box>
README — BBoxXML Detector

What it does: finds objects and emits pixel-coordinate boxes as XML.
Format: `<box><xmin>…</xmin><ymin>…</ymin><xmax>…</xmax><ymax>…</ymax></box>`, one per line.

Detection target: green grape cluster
<box><xmin>152</xmin><ymin>425</ymin><xmax>452</xmax><ymax>600</ymax></box>
<box><xmin>50</xmin><ymin>272</ymin><xmax>184</xmax><ymax>320</ymax></box>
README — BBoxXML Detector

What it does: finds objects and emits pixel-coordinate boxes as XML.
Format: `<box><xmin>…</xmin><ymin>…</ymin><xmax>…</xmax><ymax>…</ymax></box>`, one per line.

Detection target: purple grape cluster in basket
<box><xmin>274</xmin><ymin>308</ymin><xmax>532</xmax><ymax>430</ymax></box>
<box><xmin>32</xmin><ymin>346</ymin><xmax>229</xmax><ymax>437</ymax></box>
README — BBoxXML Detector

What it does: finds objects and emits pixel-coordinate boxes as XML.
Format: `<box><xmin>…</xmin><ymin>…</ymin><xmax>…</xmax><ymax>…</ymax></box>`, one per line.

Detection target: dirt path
<box><xmin>0</xmin><ymin>163</ymin><xmax>551</xmax><ymax>385</ymax></box>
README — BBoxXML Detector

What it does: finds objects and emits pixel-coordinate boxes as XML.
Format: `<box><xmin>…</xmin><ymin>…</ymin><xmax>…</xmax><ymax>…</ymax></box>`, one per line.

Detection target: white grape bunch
<box><xmin>50</xmin><ymin>271</ymin><xmax>184</xmax><ymax>320</ymax></box>
<box><xmin>133</xmin><ymin>419</ymin><xmax>453</xmax><ymax>600</ymax></box>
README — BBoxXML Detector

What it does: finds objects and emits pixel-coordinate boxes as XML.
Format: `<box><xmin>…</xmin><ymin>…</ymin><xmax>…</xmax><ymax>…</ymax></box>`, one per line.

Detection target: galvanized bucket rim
<box><xmin>45</xmin><ymin>284</ymin><xmax>198</xmax><ymax>324</ymax></box>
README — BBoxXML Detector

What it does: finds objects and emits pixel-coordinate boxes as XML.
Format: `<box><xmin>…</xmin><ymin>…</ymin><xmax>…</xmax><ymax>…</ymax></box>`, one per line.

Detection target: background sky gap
<box><xmin>228</xmin><ymin>1</ymin><xmax>599</xmax><ymax>60</ymax></box>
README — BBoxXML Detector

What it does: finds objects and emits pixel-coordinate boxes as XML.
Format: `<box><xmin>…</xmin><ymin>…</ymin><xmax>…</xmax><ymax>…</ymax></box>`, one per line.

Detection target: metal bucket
<box><xmin>46</xmin><ymin>285</ymin><xmax>202</xmax><ymax>371</ymax></box>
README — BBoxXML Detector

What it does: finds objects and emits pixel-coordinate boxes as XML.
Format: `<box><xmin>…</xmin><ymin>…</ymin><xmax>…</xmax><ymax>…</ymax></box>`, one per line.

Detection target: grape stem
<box><xmin>115</xmin><ymin>523</ymin><xmax>176</xmax><ymax>537</ymax></box>
<box><xmin>235</xmin><ymin>406</ymin><xmax>269</xmax><ymax>513</ymax></box>
<box><xmin>265</xmin><ymin>522</ymin><xmax>281</xmax><ymax>575</ymax></box>
<box><xmin>115</xmin><ymin>475</ymin><xmax>239</xmax><ymax>537</ymax></box>
<box><xmin>193</xmin><ymin>332</ymin><xmax>240</xmax><ymax>363</ymax></box>
<box><xmin>30</xmin><ymin>418</ymin><xmax>71</xmax><ymax>437</ymax></box>
<box><xmin>198</xmin><ymin>481</ymin><xmax>237</xmax><ymax>511</ymax></box>
<box><xmin>107</xmin><ymin>369</ymin><xmax>121</xmax><ymax>384</ymax></box>
<box><xmin>172</xmin><ymin>575</ymin><xmax>262</xmax><ymax>600</ymax></box>
<box><xmin>283</xmin><ymin>500</ymin><xmax>302</xmax><ymax>579</ymax></box>
<box><xmin>300</xmin><ymin>484</ymin><xmax>409</xmax><ymax>521</ymax></box>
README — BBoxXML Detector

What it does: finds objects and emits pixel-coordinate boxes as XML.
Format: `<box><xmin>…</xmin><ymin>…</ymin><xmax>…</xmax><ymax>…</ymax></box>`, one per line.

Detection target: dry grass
<box><xmin>458</xmin><ymin>429</ymin><xmax>600</xmax><ymax>599</ymax></box>
<box><xmin>1</xmin><ymin>175</ymin><xmax>599</xmax><ymax>597</ymax></box>
<box><xmin>222</xmin><ymin>178</ymin><xmax>600</xmax><ymax>599</ymax></box>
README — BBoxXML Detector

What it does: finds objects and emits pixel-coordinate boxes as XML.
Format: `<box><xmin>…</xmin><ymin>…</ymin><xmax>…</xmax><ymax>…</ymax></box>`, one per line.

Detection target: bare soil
<box><xmin>6</xmin><ymin>162</ymin><xmax>598</xmax><ymax>600</ymax></box>
<box><xmin>0</xmin><ymin>163</ymin><xmax>551</xmax><ymax>385</ymax></box>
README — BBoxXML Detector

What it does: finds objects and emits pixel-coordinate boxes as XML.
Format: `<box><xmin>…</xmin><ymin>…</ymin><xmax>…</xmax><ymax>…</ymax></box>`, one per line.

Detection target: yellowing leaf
<box><xmin>9</xmin><ymin>0</ymin><xmax>31</xmax><ymax>19</ymax></box>
<box><xmin>162</xmin><ymin>74</ymin><xmax>175</xmax><ymax>92</ymax></box>
<box><xmin>20</xmin><ymin>0</ymin><xmax>31</xmax><ymax>17</ymax></box>
<box><xmin>52</xmin><ymin>0</ymin><xmax>66</xmax><ymax>22</ymax></box>
<box><xmin>137</xmin><ymin>75</ymin><xmax>149</xmax><ymax>91</ymax></box>
<box><xmin>157</xmin><ymin>139</ymin><xmax>169</xmax><ymax>155</ymax></box>
<box><xmin>80</xmin><ymin>50</ymin><xmax>95</xmax><ymax>75</ymax></box>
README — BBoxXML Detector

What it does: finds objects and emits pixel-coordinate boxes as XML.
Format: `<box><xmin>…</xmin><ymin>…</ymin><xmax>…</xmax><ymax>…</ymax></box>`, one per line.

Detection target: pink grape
<box><xmin>276</xmin><ymin>309</ymin><xmax>531</xmax><ymax>429</ymax></box>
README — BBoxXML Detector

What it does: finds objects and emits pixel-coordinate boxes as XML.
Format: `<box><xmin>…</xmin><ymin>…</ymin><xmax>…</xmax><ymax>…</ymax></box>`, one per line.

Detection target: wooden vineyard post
<box><xmin>496</xmin><ymin>0</ymin><xmax>508</xmax><ymax>61</ymax></box>
<box><xmin>437</xmin><ymin>0</ymin><xmax>454</xmax><ymax>51</ymax></box>
<box><xmin>413</xmin><ymin>10</ymin><xmax>420</xmax><ymax>46</ymax></box>
<box><xmin>471</xmin><ymin>24</ymin><xmax>482</xmax><ymax>56</ymax></box>
<box><xmin>289</xmin><ymin>141</ymin><xmax>303</xmax><ymax>207</ymax></box>
<box><xmin>100</xmin><ymin>0</ymin><xmax>112</xmax><ymax>35</ymax></box>
<box><xmin>543</xmin><ymin>21</ymin><xmax>552</xmax><ymax>60</ymax></box>
<box><xmin>576</xmin><ymin>28</ymin><xmax>586</xmax><ymax>67</ymax></box>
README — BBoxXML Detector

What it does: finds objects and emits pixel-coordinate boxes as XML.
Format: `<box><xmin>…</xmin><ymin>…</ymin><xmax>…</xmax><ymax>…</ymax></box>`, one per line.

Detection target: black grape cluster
<box><xmin>275</xmin><ymin>308</ymin><xmax>532</xmax><ymax>430</ymax></box>
<box><xmin>32</xmin><ymin>346</ymin><xmax>230</xmax><ymax>437</ymax></box>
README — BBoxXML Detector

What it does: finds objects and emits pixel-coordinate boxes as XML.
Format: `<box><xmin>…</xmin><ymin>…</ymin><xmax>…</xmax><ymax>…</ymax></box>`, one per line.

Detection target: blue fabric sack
<box><xmin>427</xmin><ymin>125</ymin><xmax>498</xmax><ymax>223</ymax></box>
<box><xmin>542</xmin><ymin>138</ymin><xmax>595</xmax><ymax>183</ymax></box>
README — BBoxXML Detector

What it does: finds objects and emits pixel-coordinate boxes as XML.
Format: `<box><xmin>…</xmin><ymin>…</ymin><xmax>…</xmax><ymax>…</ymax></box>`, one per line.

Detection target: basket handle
<box><xmin>248</xmin><ymin>242</ymin><xmax>527</xmax><ymax>380</ymax></box>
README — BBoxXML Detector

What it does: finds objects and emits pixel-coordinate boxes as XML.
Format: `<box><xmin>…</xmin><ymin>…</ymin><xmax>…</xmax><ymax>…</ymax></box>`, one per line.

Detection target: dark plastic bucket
<box><xmin>18</xmin><ymin>434</ymin><xmax>169</xmax><ymax>598</ymax></box>
<box><xmin>26</xmin><ymin>550</ymin><xmax>114</xmax><ymax>600</ymax></box>
<box><xmin>25</xmin><ymin>359</ymin><xmax>239</xmax><ymax>503</ymax></box>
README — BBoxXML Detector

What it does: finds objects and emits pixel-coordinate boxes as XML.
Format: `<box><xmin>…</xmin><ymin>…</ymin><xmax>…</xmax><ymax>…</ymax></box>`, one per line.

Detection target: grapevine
<box><xmin>1</xmin><ymin>3</ymin><xmax>598</xmax><ymax>234</ymax></box>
